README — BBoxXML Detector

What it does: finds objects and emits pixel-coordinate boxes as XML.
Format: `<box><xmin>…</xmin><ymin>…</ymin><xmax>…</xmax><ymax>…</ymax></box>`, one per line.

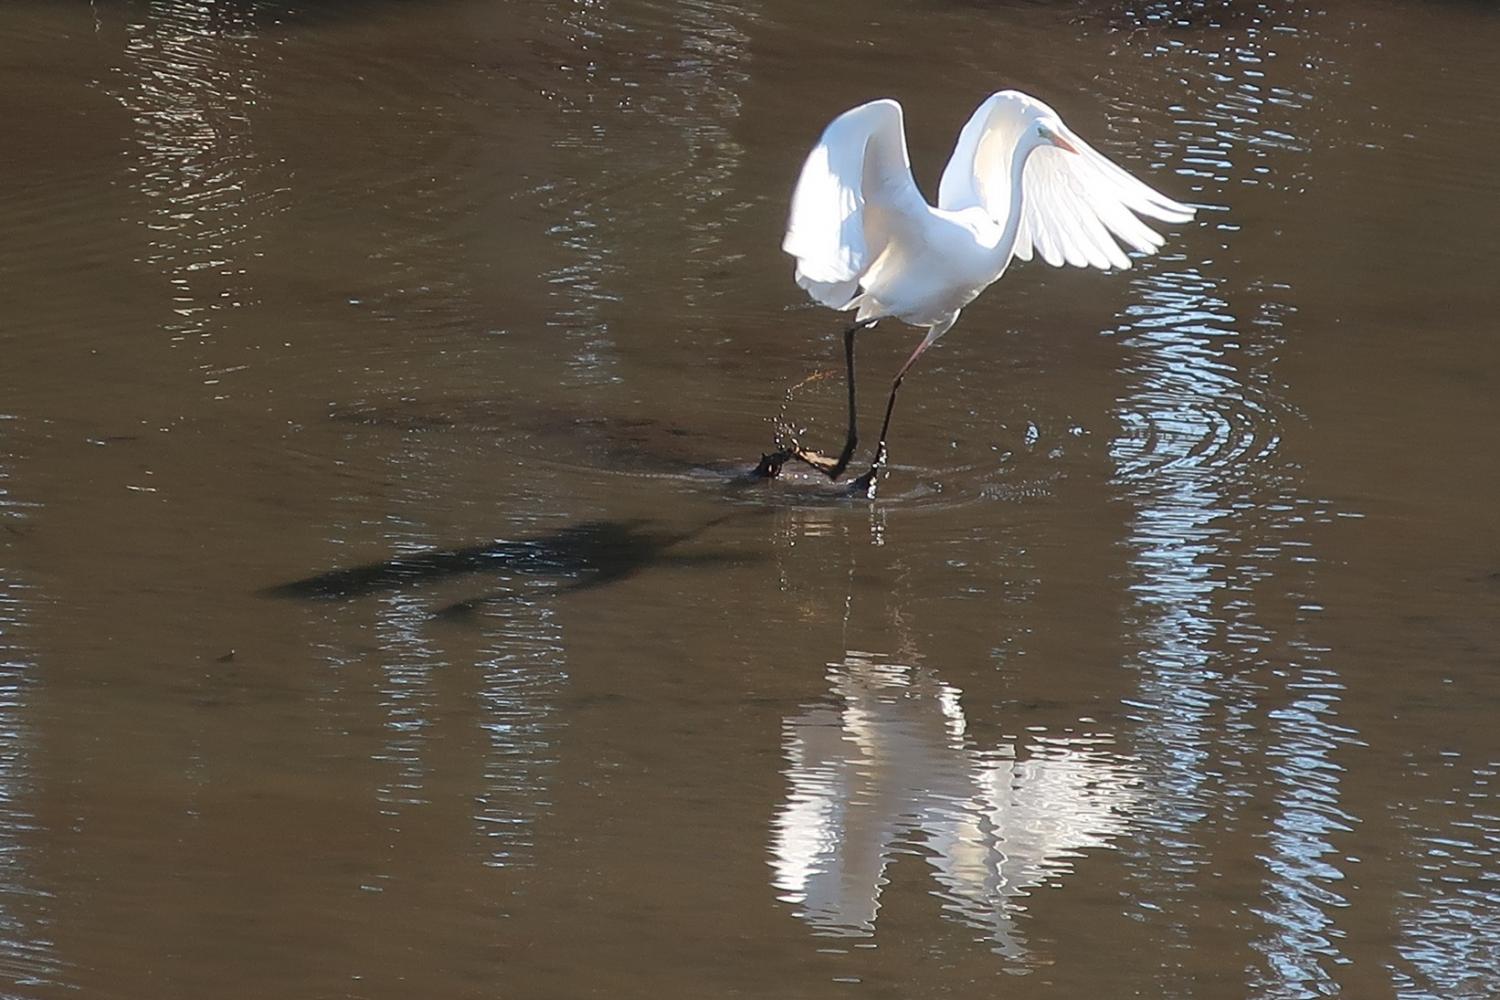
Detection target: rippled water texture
<box><xmin>2</xmin><ymin>1</ymin><xmax>1500</xmax><ymax>997</ymax></box>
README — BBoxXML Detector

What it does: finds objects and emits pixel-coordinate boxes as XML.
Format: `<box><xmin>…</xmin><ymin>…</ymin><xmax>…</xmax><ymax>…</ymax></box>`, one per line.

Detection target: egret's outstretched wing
<box><xmin>782</xmin><ymin>99</ymin><xmax>929</xmax><ymax>309</ymax></box>
<box><xmin>1014</xmin><ymin>132</ymin><xmax>1195</xmax><ymax>270</ymax></box>
<box><xmin>945</xmin><ymin>91</ymin><xmax>1194</xmax><ymax>271</ymax></box>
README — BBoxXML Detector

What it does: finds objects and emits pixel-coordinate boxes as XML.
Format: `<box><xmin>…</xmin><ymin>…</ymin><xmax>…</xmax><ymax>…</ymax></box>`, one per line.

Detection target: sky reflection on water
<box><xmin>1096</xmin><ymin>6</ymin><xmax>1383</xmax><ymax>991</ymax></box>
<box><xmin>0</xmin><ymin>443</ymin><xmax>57</xmax><ymax>991</ymax></box>
<box><xmin>114</xmin><ymin>1</ymin><xmax>273</xmax><ymax>357</ymax></box>
<box><xmin>1393</xmin><ymin>759</ymin><xmax>1500</xmax><ymax>999</ymax></box>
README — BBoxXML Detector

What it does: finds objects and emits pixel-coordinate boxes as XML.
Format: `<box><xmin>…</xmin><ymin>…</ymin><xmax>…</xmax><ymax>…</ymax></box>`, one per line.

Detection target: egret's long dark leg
<box><xmin>847</xmin><ymin>333</ymin><xmax>938</xmax><ymax>496</ymax></box>
<box><xmin>818</xmin><ymin>322</ymin><xmax>861</xmax><ymax>478</ymax></box>
<box><xmin>784</xmin><ymin>319</ymin><xmax>875</xmax><ymax>480</ymax></box>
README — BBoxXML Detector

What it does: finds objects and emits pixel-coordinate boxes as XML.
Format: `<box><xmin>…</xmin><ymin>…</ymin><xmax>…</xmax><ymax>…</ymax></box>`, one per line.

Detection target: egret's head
<box><xmin>1036</xmin><ymin>120</ymin><xmax>1079</xmax><ymax>155</ymax></box>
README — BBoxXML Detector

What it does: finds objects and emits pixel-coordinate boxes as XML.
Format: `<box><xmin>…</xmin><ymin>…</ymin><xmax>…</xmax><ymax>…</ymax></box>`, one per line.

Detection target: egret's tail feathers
<box><xmin>794</xmin><ymin>267</ymin><xmax>860</xmax><ymax>310</ymax></box>
<box><xmin>852</xmin><ymin>294</ymin><xmax>889</xmax><ymax>324</ymax></box>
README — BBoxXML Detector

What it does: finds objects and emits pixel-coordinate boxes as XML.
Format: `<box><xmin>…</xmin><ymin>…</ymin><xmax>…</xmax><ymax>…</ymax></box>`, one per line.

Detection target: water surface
<box><xmin>2</xmin><ymin>0</ymin><xmax>1499</xmax><ymax>997</ymax></box>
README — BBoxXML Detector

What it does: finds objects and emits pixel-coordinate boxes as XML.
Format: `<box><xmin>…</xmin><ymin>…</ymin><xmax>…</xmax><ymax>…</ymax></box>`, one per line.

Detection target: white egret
<box><xmin>756</xmin><ymin>90</ymin><xmax>1195</xmax><ymax>495</ymax></box>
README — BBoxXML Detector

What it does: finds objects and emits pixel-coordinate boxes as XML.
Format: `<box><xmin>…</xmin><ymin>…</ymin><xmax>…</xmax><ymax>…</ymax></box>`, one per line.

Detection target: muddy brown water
<box><xmin>3</xmin><ymin>0</ymin><xmax>1499</xmax><ymax>997</ymax></box>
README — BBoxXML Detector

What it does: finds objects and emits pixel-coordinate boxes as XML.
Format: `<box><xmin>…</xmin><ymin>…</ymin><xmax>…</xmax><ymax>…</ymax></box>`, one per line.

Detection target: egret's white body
<box><xmin>784</xmin><ymin>90</ymin><xmax>1194</xmax><ymax>341</ymax></box>
<box><xmin>765</xmin><ymin>90</ymin><xmax>1194</xmax><ymax>493</ymax></box>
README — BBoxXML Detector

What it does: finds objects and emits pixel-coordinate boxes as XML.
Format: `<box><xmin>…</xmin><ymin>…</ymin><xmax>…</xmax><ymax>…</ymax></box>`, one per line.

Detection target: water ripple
<box><xmin>111</xmin><ymin>1</ymin><xmax>284</xmax><ymax>350</ymax></box>
<box><xmin>1392</xmin><ymin>759</ymin><xmax>1500</xmax><ymax>999</ymax></box>
<box><xmin>472</xmin><ymin>589</ymin><xmax>566</xmax><ymax>868</ymax></box>
<box><xmin>1111</xmin><ymin>268</ymin><xmax>1289</xmax><ymax>485</ymax></box>
<box><xmin>0</xmin><ymin>436</ymin><xmax>63</xmax><ymax>991</ymax></box>
<box><xmin>1094</xmin><ymin>7</ymin><xmax>1371</xmax><ymax>993</ymax></box>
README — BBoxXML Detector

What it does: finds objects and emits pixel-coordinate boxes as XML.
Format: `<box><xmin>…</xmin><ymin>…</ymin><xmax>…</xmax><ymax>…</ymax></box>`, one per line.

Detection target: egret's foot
<box><xmin>752</xmin><ymin>450</ymin><xmax>792</xmax><ymax>479</ymax></box>
<box><xmin>847</xmin><ymin>443</ymin><xmax>888</xmax><ymax>497</ymax></box>
<box><xmin>847</xmin><ymin>468</ymin><xmax>880</xmax><ymax>498</ymax></box>
<box><xmin>789</xmin><ymin>445</ymin><xmax>847</xmax><ymax>479</ymax></box>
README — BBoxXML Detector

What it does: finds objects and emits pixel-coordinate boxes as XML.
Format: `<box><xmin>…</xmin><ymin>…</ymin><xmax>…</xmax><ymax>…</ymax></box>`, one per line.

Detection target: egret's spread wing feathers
<box><xmin>1014</xmin><ymin>137</ymin><xmax>1194</xmax><ymax>270</ymax></box>
<box><xmin>782</xmin><ymin>100</ymin><xmax>929</xmax><ymax>309</ymax></box>
<box><xmin>957</xmin><ymin>91</ymin><xmax>1194</xmax><ymax>271</ymax></box>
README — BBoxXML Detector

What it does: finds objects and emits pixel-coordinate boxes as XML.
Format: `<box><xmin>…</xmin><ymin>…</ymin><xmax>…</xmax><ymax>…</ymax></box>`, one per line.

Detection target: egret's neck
<box><xmin>993</xmin><ymin>139</ymin><xmax>1040</xmax><ymax>263</ymax></box>
<box><xmin>963</xmin><ymin>138</ymin><xmax>1040</xmax><ymax>283</ymax></box>
<box><xmin>937</xmin><ymin>113</ymin><xmax>1046</xmax><ymax>280</ymax></box>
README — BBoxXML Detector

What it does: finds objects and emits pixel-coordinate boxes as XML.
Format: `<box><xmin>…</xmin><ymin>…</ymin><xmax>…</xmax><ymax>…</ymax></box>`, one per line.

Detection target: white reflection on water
<box><xmin>114</xmin><ymin>0</ymin><xmax>275</xmax><ymax>362</ymax></box>
<box><xmin>472</xmin><ymin>583</ymin><xmax>566</xmax><ymax>867</ymax></box>
<box><xmin>0</xmin><ymin>436</ymin><xmax>62</xmax><ymax>990</ymax></box>
<box><xmin>372</xmin><ymin>583</ymin><xmax>447</xmax><ymax>810</ymax></box>
<box><xmin>336</xmin><ymin>489</ymin><xmax>569</xmax><ymax>866</ymax></box>
<box><xmin>366</xmin><ymin>530</ymin><xmax>568</xmax><ymax>865</ymax></box>
<box><xmin>771</xmin><ymin>651</ymin><xmax>1139</xmax><ymax>955</ymax></box>
<box><xmin>532</xmin><ymin>0</ymin><xmax>758</xmax><ymax>385</ymax></box>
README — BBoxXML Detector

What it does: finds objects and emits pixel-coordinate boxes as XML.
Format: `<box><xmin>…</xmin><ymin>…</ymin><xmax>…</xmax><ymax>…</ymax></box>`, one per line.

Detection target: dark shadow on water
<box><xmin>330</xmin><ymin>398</ymin><xmax>778</xmax><ymax>483</ymax></box>
<box><xmin>327</xmin><ymin>397</ymin><xmax>879</xmax><ymax>499</ymax></box>
<box><xmin>263</xmin><ymin>516</ymin><xmax>753</xmax><ymax>616</ymax></box>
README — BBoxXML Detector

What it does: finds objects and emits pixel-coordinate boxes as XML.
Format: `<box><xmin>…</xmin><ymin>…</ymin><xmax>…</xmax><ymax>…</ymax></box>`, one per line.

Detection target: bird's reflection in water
<box><xmin>264</xmin><ymin>516</ymin><xmax>744</xmax><ymax>616</ymax></box>
<box><xmin>772</xmin><ymin>651</ymin><xmax>1140</xmax><ymax>957</ymax></box>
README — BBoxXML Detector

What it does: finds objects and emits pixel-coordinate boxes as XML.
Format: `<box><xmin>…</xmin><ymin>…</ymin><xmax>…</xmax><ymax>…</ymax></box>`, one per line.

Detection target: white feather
<box><xmin>783</xmin><ymin>90</ymin><xmax>1196</xmax><ymax>330</ymax></box>
<box><xmin>782</xmin><ymin>100</ymin><xmax>931</xmax><ymax>313</ymax></box>
<box><xmin>950</xmin><ymin>92</ymin><xmax>1194</xmax><ymax>272</ymax></box>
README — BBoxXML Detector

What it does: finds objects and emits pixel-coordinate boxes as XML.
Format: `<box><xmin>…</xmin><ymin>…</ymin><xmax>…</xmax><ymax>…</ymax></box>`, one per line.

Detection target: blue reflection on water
<box><xmin>1391</xmin><ymin>758</ymin><xmax>1500</xmax><ymax>999</ymax></box>
<box><xmin>1093</xmin><ymin>6</ymin><xmax>1377</xmax><ymax>991</ymax></box>
<box><xmin>1110</xmin><ymin>260</ymin><xmax>1362</xmax><ymax>995</ymax></box>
